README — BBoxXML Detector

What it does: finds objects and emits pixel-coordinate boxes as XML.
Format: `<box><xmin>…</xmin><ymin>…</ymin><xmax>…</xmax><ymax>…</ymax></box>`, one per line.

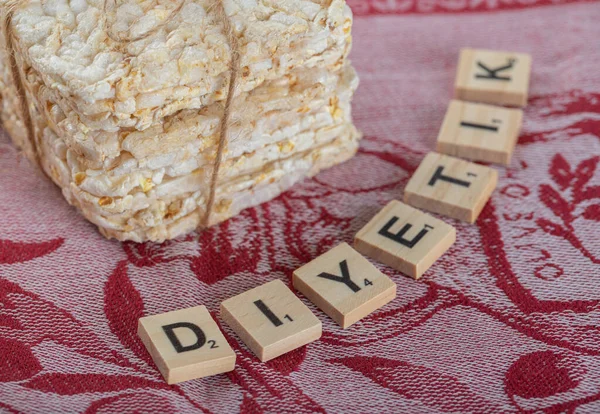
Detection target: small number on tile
<box><xmin>293</xmin><ymin>243</ymin><xmax>396</xmax><ymax>328</ymax></box>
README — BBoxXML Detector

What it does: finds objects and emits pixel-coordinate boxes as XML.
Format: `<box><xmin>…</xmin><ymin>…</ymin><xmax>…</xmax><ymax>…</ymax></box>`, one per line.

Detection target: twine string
<box><xmin>201</xmin><ymin>0</ymin><xmax>240</xmax><ymax>228</ymax></box>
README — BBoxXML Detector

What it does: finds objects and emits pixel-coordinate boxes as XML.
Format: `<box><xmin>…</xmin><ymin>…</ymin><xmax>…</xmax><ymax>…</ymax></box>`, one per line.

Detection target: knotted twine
<box><xmin>2</xmin><ymin>0</ymin><xmax>240</xmax><ymax>229</ymax></box>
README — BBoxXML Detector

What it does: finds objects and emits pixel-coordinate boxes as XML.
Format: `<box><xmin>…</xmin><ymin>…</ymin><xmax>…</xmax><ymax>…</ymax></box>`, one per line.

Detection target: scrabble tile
<box><xmin>138</xmin><ymin>306</ymin><xmax>236</xmax><ymax>384</ymax></box>
<box><xmin>404</xmin><ymin>152</ymin><xmax>498</xmax><ymax>223</ymax></box>
<box><xmin>354</xmin><ymin>201</ymin><xmax>455</xmax><ymax>279</ymax></box>
<box><xmin>454</xmin><ymin>48</ymin><xmax>532</xmax><ymax>107</ymax></box>
<box><xmin>293</xmin><ymin>243</ymin><xmax>396</xmax><ymax>328</ymax></box>
<box><xmin>220</xmin><ymin>280</ymin><xmax>321</xmax><ymax>362</ymax></box>
<box><xmin>436</xmin><ymin>100</ymin><xmax>523</xmax><ymax>165</ymax></box>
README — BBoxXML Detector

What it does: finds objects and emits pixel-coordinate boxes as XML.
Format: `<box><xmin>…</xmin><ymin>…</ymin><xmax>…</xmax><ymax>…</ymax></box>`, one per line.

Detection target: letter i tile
<box><xmin>220</xmin><ymin>280</ymin><xmax>321</xmax><ymax>362</ymax></box>
<box><xmin>138</xmin><ymin>306</ymin><xmax>236</xmax><ymax>384</ymax></box>
<box><xmin>355</xmin><ymin>201</ymin><xmax>456</xmax><ymax>279</ymax></box>
<box><xmin>293</xmin><ymin>243</ymin><xmax>396</xmax><ymax>328</ymax></box>
<box><xmin>436</xmin><ymin>100</ymin><xmax>523</xmax><ymax>165</ymax></box>
<box><xmin>404</xmin><ymin>152</ymin><xmax>498</xmax><ymax>223</ymax></box>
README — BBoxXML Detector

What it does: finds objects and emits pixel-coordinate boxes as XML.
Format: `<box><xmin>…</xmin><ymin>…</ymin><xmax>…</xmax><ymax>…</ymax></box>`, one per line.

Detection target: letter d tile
<box><xmin>138</xmin><ymin>306</ymin><xmax>236</xmax><ymax>384</ymax></box>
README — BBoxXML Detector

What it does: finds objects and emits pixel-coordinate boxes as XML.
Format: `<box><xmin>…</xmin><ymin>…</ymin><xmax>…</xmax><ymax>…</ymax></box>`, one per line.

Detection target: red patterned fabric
<box><xmin>1</xmin><ymin>1</ymin><xmax>600</xmax><ymax>412</ymax></box>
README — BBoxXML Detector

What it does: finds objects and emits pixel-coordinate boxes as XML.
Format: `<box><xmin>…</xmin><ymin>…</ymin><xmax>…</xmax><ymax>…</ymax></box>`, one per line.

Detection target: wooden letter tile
<box><xmin>220</xmin><ymin>280</ymin><xmax>321</xmax><ymax>362</ymax></box>
<box><xmin>454</xmin><ymin>48</ymin><xmax>532</xmax><ymax>107</ymax></box>
<box><xmin>138</xmin><ymin>306</ymin><xmax>236</xmax><ymax>384</ymax></box>
<box><xmin>403</xmin><ymin>152</ymin><xmax>498</xmax><ymax>223</ymax></box>
<box><xmin>293</xmin><ymin>243</ymin><xmax>396</xmax><ymax>328</ymax></box>
<box><xmin>354</xmin><ymin>201</ymin><xmax>455</xmax><ymax>279</ymax></box>
<box><xmin>437</xmin><ymin>100</ymin><xmax>523</xmax><ymax>165</ymax></box>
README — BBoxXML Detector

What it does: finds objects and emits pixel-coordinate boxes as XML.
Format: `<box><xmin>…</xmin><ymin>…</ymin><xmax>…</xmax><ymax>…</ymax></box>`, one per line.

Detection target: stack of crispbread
<box><xmin>0</xmin><ymin>0</ymin><xmax>360</xmax><ymax>242</ymax></box>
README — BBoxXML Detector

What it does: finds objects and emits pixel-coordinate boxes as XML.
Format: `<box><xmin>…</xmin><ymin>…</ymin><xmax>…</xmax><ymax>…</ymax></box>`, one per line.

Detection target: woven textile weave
<box><xmin>1</xmin><ymin>1</ymin><xmax>599</xmax><ymax>412</ymax></box>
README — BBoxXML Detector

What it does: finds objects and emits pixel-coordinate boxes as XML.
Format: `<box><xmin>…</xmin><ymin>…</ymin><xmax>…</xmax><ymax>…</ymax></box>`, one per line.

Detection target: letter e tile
<box><xmin>220</xmin><ymin>280</ymin><xmax>321</xmax><ymax>362</ymax></box>
<box><xmin>138</xmin><ymin>306</ymin><xmax>236</xmax><ymax>384</ymax></box>
<box><xmin>404</xmin><ymin>152</ymin><xmax>497</xmax><ymax>223</ymax></box>
<box><xmin>354</xmin><ymin>201</ymin><xmax>455</xmax><ymax>279</ymax></box>
<box><xmin>454</xmin><ymin>48</ymin><xmax>532</xmax><ymax>107</ymax></box>
<box><xmin>293</xmin><ymin>243</ymin><xmax>396</xmax><ymax>328</ymax></box>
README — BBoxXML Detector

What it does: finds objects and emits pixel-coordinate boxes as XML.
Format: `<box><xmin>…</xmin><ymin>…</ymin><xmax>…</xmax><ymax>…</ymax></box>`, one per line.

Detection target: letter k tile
<box><xmin>454</xmin><ymin>48</ymin><xmax>532</xmax><ymax>107</ymax></box>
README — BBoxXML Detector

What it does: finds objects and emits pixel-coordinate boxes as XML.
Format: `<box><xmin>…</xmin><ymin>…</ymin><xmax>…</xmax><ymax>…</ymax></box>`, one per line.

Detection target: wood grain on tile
<box><xmin>220</xmin><ymin>280</ymin><xmax>321</xmax><ymax>362</ymax></box>
<box><xmin>437</xmin><ymin>100</ymin><xmax>523</xmax><ymax>165</ymax></box>
<box><xmin>403</xmin><ymin>152</ymin><xmax>498</xmax><ymax>223</ymax></box>
<box><xmin>293</xmin><ymin>242</ymin><xmax>396</xmax><ymax>328</ymax></box>
<box><xmin>354</xmin><ymin>201</ymin><xmax>455</xmax><ymax>279</ymax></box>
<box><xmin>138</xmin><ymin>306</ymin><xmax>236</xmax><ymax>384</ymax></box>
<box><xmin>454</xmin><ymin>48</ymin><xmax>532</xmax><ymax>107</ymax></box>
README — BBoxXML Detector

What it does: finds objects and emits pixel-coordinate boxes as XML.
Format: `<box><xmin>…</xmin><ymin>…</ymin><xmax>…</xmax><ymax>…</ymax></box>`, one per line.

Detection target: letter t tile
<box><xmin>403</xmin><ymin>152</ymin><xmax>498</xmax><ymax>223</ymax></box>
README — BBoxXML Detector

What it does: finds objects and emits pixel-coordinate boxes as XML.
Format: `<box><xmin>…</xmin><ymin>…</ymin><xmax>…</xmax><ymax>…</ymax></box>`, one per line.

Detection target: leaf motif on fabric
<box><xmin>0</xmin><ymin>337</ymin><xmax>42</xmax><ymax>382</ymax></box>
<box><xmin>84</xmin><ymin>392</ymin><xmax>175</xmax><ymax>414</ymax></box>
<box><xmin>539</xmin><ymin>184</ymin><xmax>573</xmax><ymax>223</ymax></box>
<box><xmin>573</xmin><ymin>156</ymin><xmax>599</xmax><ymax>194</ymax></box>
<box><xmin>189</xmin><ymin>211</ymin><xmax>262</xmax><ymax>285</ymax></box>
<box><xmin>122</xmin><ymin>240</ymin><xmax>182</xmax><ymax>268</ymax></box>
<box><xmin>582</xmin><ymin>204</ymin><xmax>600</xmax><ymax>221</ymax></box>
<box><xmin>505</xmin><ymin>350</ymin><xmax>581</xmax><ymax>400</ymax></box>
<box><xmin>0</xmin><ymin>278</ymin><xmax>140</xmax><ymax>370</ymax></box>
<box><xmin>239</xmin><ymin>392</ymin><xmax>263</xmax><ymax>414</ymax></box>
<box><xmin>23</xmin><ymin>373</ymin><xmax>166</xmax><ymax>395</ymax></box>
<box><xmin>219</xmin><ymin>320</ymin><xmax>325</xmax><ymax>414</ymax></box>
<box><xmin>103</xmin><ymin>260</ymin><xmax>153</xmax><ymax>368</ymax></box>
<box><xmin>536</xmin><ymin>217</ymin><xmax>569</xmax><ymax>237</ymax></box>
<box><xmin>331</xmin><ymin>356</ymin><xmax>500</xmax><ymax>411</ymax></box>
<box><xmin>264</xmin><ymin>346</ymin><xmax>307</xmax><ymax>376</ymax></box>
<box><xmin>0</xmin><ymin>402</ymin><xmax>20</xmax><ymax>414</ymax></box>
<box><xmin>480</xmin><ymin>203</ymin><xmax>599</xmax><ymax>313</ymax></box>
<box><xmin>549</xmin><ymin>154</ymin><xmax>573</xmax><ymax>190</ymax></box>
<box><xmin>0</xmin><ymin>238</ymin><xmax>64</xmax><ymax>264</ymax></box>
